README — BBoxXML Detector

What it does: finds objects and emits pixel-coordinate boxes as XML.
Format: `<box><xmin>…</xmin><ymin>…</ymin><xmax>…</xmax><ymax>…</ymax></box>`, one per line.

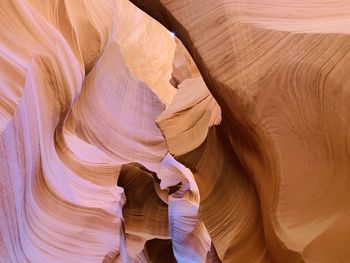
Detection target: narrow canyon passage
<box><xmin>1</xmin><ymin>0</ymin><xmax>350</xmax><ymax>263</ymax></box>
<box><xmin>1</xmin><ymin>0</ymin><xmax>224</xmax><ymax>262</ymax></box>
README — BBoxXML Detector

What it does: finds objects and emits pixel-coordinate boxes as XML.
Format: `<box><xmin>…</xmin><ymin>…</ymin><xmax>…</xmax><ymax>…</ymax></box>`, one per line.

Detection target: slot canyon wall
<box><xmin>0</xmin><ymin>0</ymin><xmax>350</xmax><ymax>262</ymax></box>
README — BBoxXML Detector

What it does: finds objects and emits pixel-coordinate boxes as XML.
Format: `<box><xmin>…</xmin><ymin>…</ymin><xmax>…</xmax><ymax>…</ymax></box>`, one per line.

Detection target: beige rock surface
<box><xmin>131</xmin><ymin>1</ymin><xmax>350</xmax><ymax>262</ymax></box>
<box><xmin>0</xmin><ymin>0</ymin><xmax>176</xmax><ymax>261</ymax></box>
<box><xmin>1</xmin><ymin>0</ymin><xmax>350</xmax><ymax>262</ymax></box>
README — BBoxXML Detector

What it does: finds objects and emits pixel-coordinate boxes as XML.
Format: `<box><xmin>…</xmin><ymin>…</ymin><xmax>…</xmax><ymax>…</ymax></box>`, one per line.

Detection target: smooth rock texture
<box><xmin>0</xmin><ymin>0</ymin><xmax>217</xmax><ymax>262</ymax></box>
<box><xmin>1</xmin><ymin>0</ymin><xmax>350</xmax><ymax>262</ymax></box>
<box><xmin>131</xmin><ymin>1</ymin><xmax>350</xmax><ymax>263</ymax></box>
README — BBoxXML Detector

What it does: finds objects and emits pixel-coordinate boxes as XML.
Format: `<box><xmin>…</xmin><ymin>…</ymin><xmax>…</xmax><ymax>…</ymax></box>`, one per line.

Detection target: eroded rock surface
<box><xmin>131</xmin><ymin>1</ymin><xmax>350</xmax><ymax>262</ymax></box>
<box><xmin>1</xmin><ymin>0</ymin><xmax>350</xmax><ymax>262</ymax></box>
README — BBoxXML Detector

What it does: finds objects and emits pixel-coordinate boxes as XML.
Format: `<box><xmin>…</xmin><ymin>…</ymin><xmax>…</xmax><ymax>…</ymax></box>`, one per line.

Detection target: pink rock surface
<box><xmin>0</xmin><ymin>0</ymin><xmax>216</xmax><ymax>261</ymax></box>
<box><xmin>1</xmin><ymin>0</ymin><xmax>350</xmax><ymax>262</ymax></box>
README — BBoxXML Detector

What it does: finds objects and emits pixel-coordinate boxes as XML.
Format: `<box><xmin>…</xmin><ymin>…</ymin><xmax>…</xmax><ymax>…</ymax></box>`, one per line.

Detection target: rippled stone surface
<box><xmin>1</xmin><ymin>0</ymin><xmax>350</xmax><ymax>262</ymax></box>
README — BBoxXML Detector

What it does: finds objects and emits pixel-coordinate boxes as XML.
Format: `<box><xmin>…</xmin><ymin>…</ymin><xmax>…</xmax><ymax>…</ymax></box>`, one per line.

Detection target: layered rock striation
<box><xmin>1</xmin><ymin>0</ymin><xmax>350</xmax><ymax>262</ymax></box>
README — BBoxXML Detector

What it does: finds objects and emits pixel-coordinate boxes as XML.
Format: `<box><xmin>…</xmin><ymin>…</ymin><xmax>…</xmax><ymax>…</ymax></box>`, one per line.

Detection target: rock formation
<box><xmin>1</xmin><ymin>0</ymin><xmax>350</xmax><ymax>262</ymax></box>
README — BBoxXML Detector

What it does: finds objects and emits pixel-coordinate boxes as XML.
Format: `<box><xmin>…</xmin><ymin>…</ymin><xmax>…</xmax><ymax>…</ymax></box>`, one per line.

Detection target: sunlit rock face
<box><xmin>1</xmin><ymin>0</ymin><xmax>350</xmax><ymax>263</ymax></box>
<box><xmin>131</xmin><ymin>1</ymin><xmax>350</xmax><ymax>263</ymax></box>
<box><xmin>0</xmin><ymin>0</ymin><xmax>217</xmax><ymax>262</ymax></box>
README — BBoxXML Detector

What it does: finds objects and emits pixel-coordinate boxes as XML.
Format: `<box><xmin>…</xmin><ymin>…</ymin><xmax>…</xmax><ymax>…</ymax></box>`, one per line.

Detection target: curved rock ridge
<box><xmin>156</xmin><ymin>38</ymin><xmax>221</xmax><ymax>156</ymax></box>
<box><xmin>2</xmin><ymin>0</ymin><xmax>350</xmax><ymax>262</ymax></box>
<box><xmin>27</xmin><ymin>0</ymin><xmax>115</xmax><ymax>74</ymax></box>
<box><xmin>0</xmin><ymin>0</ymin><xmax>124</xmax><ymax>261</ymax></box>
<box><xmin>130</xmin><ymin>0</ymin><xmax>350</xmax><ymax>262</ymax></box>
<box><xmin>159</xmin><ymin>154</ymin><xmax>212</xmax><ymax>263</ymax></box>
<box><xmin>0</xmin><ymin>0</ymin><xmax>195</xmax><ymax>262</ymax></box>
<box><xmin>156</xmin><ymin>52</ymin><xmax>267</xmax><ymax>262</ymax></box>
<box><xmin>156</xmin><ymin>76</ymin><xmax>221</xmax><ymax>156</ymax></box>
